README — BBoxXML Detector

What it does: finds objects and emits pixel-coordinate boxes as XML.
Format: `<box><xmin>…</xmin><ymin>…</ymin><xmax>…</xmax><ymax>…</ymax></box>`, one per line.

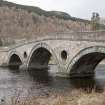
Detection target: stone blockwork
<box><xmin>1</xmin><ymin>31</ymin><xmax>105</xmax><ymax>77</ymax></box>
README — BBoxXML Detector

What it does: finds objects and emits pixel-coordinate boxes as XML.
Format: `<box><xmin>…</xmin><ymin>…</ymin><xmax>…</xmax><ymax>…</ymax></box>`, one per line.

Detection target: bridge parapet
<box><xmin>43</xmin><ymin>31</ymin><xmax>105</xmax><ymax>41</ymax></box>
<box><xmin>2</xmin><ymin>31</ymin><xmax>105</xmax><ymax>51</ymax></box>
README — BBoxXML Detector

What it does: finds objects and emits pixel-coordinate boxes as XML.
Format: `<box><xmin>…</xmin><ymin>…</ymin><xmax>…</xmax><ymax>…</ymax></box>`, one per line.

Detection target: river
<box><xmin>0</xmin><ymin>65</ymin><xmax>105</xmax><ymax>99</ymax></box>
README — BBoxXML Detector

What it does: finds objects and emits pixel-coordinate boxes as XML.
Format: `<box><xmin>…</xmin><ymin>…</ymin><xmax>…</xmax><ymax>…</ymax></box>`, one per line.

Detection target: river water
<box><xmin>0</xmin><ymin>65</ymin><xmax>105</xmax><ymax>99</ymax></box>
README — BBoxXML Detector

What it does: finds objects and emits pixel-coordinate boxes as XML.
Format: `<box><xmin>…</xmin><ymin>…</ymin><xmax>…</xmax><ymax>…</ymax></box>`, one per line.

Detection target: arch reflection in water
<box><xmin>28</xmin><ymin>68</ymin><xmax>52</xmax><ymax>84</ymax></box>
<box><xmin>6</xmin><ymin>65</ymin><xmax>105</xmax><ymax>97</ymax></box>
<box><xmin>70</xmin><ymin>77</ymin><xmax>104</xmax><ymax>93</ymax></box>
<box><xmin>27</xmin><ymin>66</ymin><xmax>105</xmax><ymax>93</ymax></box>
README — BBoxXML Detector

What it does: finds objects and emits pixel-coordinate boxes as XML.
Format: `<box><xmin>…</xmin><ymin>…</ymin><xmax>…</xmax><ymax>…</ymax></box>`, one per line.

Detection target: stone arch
<box><xmin>27</xmin><ymin>42</ymin><xmax>59</xmax><ymax>70</ymax></box>
<box><xmin>8</xmin><ymin>51</ymin><xmax>23</xmax><ymax>69</ymax></box>
<box><xmin>67</xmin><ymin>46</ymin><xmax>105</xmax><ymax>77</ymax></box>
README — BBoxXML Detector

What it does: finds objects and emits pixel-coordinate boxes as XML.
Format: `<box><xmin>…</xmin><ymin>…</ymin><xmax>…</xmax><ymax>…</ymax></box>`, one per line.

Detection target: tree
<box><xmin>91</xmin><ymin>12</ymin><xmax>100</xmax><ymax>30</ymax></box>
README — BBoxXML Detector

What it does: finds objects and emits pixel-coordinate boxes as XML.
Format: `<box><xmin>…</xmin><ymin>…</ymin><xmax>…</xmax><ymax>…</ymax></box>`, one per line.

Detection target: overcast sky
<box><xmin>5</xmin><ymin>0</ymin><xmax>105</xmax><ymax>20</ymax></box>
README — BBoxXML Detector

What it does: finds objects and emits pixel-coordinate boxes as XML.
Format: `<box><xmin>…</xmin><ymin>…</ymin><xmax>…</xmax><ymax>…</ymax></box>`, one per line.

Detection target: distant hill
<box><xmin>0</xmin><ymin>0</ymin><xmax>104</xmax><ymax>46</ymax></box>
<box><xmin>0</xmin><ymin>0</ymin><xmax>90</xmax><ymax>23</ymax></box>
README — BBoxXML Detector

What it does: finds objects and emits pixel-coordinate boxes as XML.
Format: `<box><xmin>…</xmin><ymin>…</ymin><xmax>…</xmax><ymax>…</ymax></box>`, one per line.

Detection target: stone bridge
<box><xmin>1</xmin><ymin>31</ymin><xmax>105</xmax><ymax>77</ymax></box>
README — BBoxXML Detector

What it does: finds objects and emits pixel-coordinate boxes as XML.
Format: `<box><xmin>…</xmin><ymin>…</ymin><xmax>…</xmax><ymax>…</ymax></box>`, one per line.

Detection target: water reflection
<box><xmin>28</xmin><ymin>69</ymin><xmax>53</xmax><ymax>84</ymax></box>
<box><xmin>0</xmin><ymin>65</ymin><xmax>105</xmax><ymax>98</ymax></box>
<box><xmin>70</xmin><ymin>77</ymin><xmax>104</xmax><ymax>93</ymax></box>
<box><xmin>8</xmin><ymin>67</ymin><xmax>20</xmax><ymax>74</ymax></box>
<box><xmin>9</xmin><ymin>66</ymin><xmax>105</xmax><ymax>91</ymax></box>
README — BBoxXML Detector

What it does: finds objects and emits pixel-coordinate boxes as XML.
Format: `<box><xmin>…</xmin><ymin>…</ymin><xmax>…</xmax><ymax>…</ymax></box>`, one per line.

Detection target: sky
<box><xmin>4</xmin><ymin>0</ymin><xmax>105</xmax><ymax>20</ymax></box>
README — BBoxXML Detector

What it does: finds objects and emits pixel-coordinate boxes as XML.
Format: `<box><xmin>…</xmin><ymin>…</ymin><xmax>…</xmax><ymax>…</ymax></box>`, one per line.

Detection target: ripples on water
<box><xmin>0</xmin><ymin>65</ymin><xmax>105</xmax><ymax>99</ymax></box>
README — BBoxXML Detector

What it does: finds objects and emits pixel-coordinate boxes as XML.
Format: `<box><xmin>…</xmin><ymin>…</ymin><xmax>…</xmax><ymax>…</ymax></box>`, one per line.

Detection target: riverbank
<box><xmin>1</xmin><ymin>89</ymin><xmax>105</xmax><ymax>105</ymax></box>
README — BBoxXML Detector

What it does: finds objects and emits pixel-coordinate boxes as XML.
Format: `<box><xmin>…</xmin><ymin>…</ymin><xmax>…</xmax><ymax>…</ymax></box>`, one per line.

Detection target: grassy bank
<box><xmin>1</xmin><ymin>89</ymin><xmax>105</xmax><ymax>105</ymax></box>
